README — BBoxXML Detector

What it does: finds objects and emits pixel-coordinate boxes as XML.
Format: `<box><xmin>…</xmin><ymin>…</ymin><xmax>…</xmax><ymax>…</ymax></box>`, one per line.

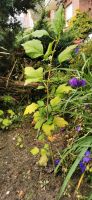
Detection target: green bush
<box><xmin>69</xmin><ymin>11</ymin><xmax>92</xmax><ymax>39</ymax></box>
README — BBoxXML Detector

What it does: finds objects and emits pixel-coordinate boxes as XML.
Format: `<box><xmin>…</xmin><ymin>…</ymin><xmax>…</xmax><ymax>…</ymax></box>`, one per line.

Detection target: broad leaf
<box><xmin>42</xmin><ymin>123</ymin><xmax>54</xmax><ymax>136</ymax></box>
<box><xmin>44</xmin><ymin>42</ymin><xmax>53</xmax><ymax>60</ymax></box>
<box><xmin>0</xmin><ymin>110</ymin><xmax>4</xmax><ymax>116</ymax></box>
<box><xmin>24</xmin><ymin>67</ymin><xmax>43</xmax><ymax>85</ymax></box>
<box><xmin>24</xmin><ymin>103</ymin><xmax>38</xmax><ymax>115</ymax></box>
<box><xmin>38</xmin><ymin>134</ymin><xmax>45</xmax><ymax>141</ymax></box>
<box><xmin>22</xmin><ymin>39</ymin><xmax>43</xmax><ymax>58</ymax></box>
<box><xmin>58</xmin><ymin>45</ymin><xmax>77</xmax><ymax>63</ymax></box>
<box><xmin>37</xmin><ymin>100</ymin><xmax>44</xmax><ymax>107</ymax></box>
<box><xmin>30</xmin><ymin>147</ymin><xmax>39</xmax><ymax>155</ymax></box>
<box><xmin>52</xmin><ymin>6</ymin><xmax>65</xmax><ymax>39</ymax></box>
<box><xmin>7</xmin><ymin>109</ymin><xmax>15</xmax><ymax>116</ymax></box>
<box><xmin>54</xmin><ymin>116</ymin><xmax>68</xmax><ymax>128</ymax></box>
<box><xmin>50</xmin><ymin>96</ymin><xmax>61</xmax><ymax>107</ymax></box>
<box><xmin>2</xmin><ymin>119</ymin><xmax>12</xmax><ymax>127</ymax></box>
<box><xmin>38</xmin><ymin>155</ymin><xmax>48</xmax><ymax>166</ymax></box>
<box><xmin>37</xmin><ymin>86</ymin><xmax>45</xmax><ymax>90</ymax></box>
<box><xmin>33</xmin><ymin>111</ymin><xmax>40</xmax><ymax>122</ymax></box>
<box><xmin>31</xmin><ymin>30</ymin><xmax>49</xmax><ymax>38</ymax></box>
<box><xmin>34</xmin><ymin>119</ymin><xmax>45</xmax><ymax>130</ymax></box>
<box><xmin>88</xmin><ymin>192</ymin><xmax>92</xmax><ymax>200</ymax></box>
<box><xmin>41</xmin><ymin>148</ymin><xmax>47</xmax><ymax>156</ymax></box>
<box><xmin>0</xmin><ymin>118</ymin><xmax>3</xmax><ymax>123</ymax></box>
<box><xmin>56</xmin><ymin>84</ymin><xmax>73</xmax><ymax>95</ymax></box>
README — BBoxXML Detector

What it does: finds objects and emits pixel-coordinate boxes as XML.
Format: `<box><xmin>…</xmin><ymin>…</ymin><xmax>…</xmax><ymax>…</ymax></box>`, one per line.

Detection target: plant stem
<box><xmin>74</xmin><ymin>172</ymin><xmax>85</xmax><ymax>196</ymax></box>
<box><xmin>46</xmin><ymin>40</ymin><xmax>59</xmax><ymax>120</ymax></box>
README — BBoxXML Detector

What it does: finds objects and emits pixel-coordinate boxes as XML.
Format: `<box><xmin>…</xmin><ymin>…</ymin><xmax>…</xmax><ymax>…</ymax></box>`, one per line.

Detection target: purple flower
<box><xmin>79</xmin><ymin>150</ymin><xmax>91</xmax><ymax>173</ymax></box>
<box><xmin>75</xmin><ymin>126</ymin><xmax>81</xmax><ymax>132</ymax></box>
<box><xmin>78</xmin><ymin>79</ymin><xmax>86</xmax><ymax>87</ymax></box>
<box><xmin>75</xmin><ymin>47</ymin><xmax>79</xmax><ymax>54</ymax></box>
<box><xmin>54</xmin><ymin>159</ymin><xmax>60</xmax><ymax>166</ymax></box>
<box><xmin>79</xmin><ymin>161</ymin><xmax>86</xmax><ymax>173</ymax></box>
<box><xmin>69</xmin><ymin>77</ymin><xmax>86</xmax><ymax>88</ymax></box>
<box><xmin>69</xmin><ymin>78</ymin><xmax>78</xmax><ymax>87</ymax></box>
<box><xmin>83</xmin><ymin>150</ymin><xmax>91</xmax><ymax>163</ymax></box>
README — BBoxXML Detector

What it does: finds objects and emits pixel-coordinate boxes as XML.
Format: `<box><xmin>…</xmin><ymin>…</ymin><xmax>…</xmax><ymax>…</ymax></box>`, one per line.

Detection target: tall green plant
<box><xmin>22</xmin><ymin>6</ymin><xmax>77</xmax><ymax>166</ymax></box>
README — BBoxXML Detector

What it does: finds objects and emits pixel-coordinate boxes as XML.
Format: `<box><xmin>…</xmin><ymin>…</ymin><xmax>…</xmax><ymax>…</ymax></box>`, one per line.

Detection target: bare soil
<box><xmin>0</xmin><ymin>122</ymin><xmax>91</xmax><ymax>200</ymax></box>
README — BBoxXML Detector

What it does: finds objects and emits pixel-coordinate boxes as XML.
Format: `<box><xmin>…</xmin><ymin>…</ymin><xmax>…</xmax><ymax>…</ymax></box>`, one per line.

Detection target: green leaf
<box><xmin>31</xmin><ymin>30</ymin><xmax>49</xmax><ymax>38</ymax></box>
<box><xmin>42</xmin><ymin>123</ymin><xmax>54</xmax><ymax>136</ymax></box>
<box><xmin>7</xmin><ymin>109</ymin><xmax>15</xmax><ymax>116</ymax></box>
<box><xmin>56</xmin><ymin>84</ymin><xmax>73</xmax><ymax>95</ymax></box>
<box><xmin>57</xmin><ymin>147</ymin><xmax>88</xmax><ymax>200</ymax></box>
<box><xmin>24</xmin><ymin>67</ymin><xmax>43</xmax><ymax>85</ymax></box>
<box><xmin>30</xmin><ymin>147</ymin><xmax>39</xmax><ymax>155</ymax></box>
<box><xmin>44</xmin><ymin>42</ymin><xmax>54</xmax><ymax>60</ymax></box>
<box><xmin>38</xmin><ymin>134</ymin><xmax>45</xmax><ymax>141</ymax></box>
<box><xmin>37</xmin><ymin>100</ymin><xmax>44</xmax><ymax>107</ymax></box>
<box><xmin>33</xmin><ymin>111</ymin><xmax>40</xmax><ymax>122</ymax></box>
<box><xmin>37</xmin><ymin>86</ymin><xmax>45</xmax><ymax>90</ymax></box>
<box><xmin>2</xmin><ymin>118</ymin><xmax>12</xmax><ymax>127</ymax></box>
<box><xmin>0</xmin><ymin>118</ymin><xmax>3</xmax><ymax>123</ymax></box>
<box><xmin>34</xmin><ymin>119</ymin><xmax>45</xmax><ymax>130</ymax></box>
<box><xmin>24</xmin><ymin>103</ymin><xmax>38</xmax><ymax>115</ymax></box>
<box><xmin>58</xmin><ymin>45</ymin><xmax>77</xmax><ymax>63</ymax></box>
<box><xmin>50</xmin><ymin>96</ymin><xmax>61</xmax><ymax>107</ymax></box>
<box><xmin>54</xmin><ymin>116</ymin><xmax>68</xmax><ymax>128</ymax></box>
<box><xmin>38</xmin><ymin>155</ymin><xmax>48</xmax><ymax>167</ymax></box>
<box><xmin>41</xmin><ymin>148</ymin><xmax>47</xmax><ymax>156</ymax></box>
<box><xmin>52</xmin><ymin>6</ymin><xmax>65</xmax><ymax>39</ymax></box>
<box><xmin>44</xmin><ymin>144</ymin><xmax>49</xmax><ymax>150</ymax></box>
<box><xmin>0</xmin><ymin>110</ymin><xmax>4</xmax><ymax>116</ymax></box>
<box><xmin>22</xmin><ymin>39</ymin><xmax>43</xmax><ymax>58</ymax></box>
<box><xmin>88</xmin><ymin>192</ymin><xmax>92</xmax><ymax>200</ymax></box>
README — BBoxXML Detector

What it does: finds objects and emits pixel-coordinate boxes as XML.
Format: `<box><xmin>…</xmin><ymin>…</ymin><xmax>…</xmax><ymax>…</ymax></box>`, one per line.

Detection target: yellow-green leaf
<box><xmin>58</xmin><ymin>44</ymin><xmax>77</xmax><ymax>63</ymax></box>
<box><xmin>50</xmin><ymin>96</ymin><xmax>61</xmax><ymax>107</ymax></box>
<box><xmin>30</xmin><ymin>147</ymin><xmax>39</xmax><ymax>155</ymax></box>
<box><xmin>51</xmin><ymin>6</ymin><xmax>65</xmax><ymax>39</ymax></box>
<box><xmin>44</xmin><ymin>41</ymin><xmax>54</xmax><ymax>60</ymax></box>
<box><xmin>24</xmin><ymin>66</ymin><xmax>43</xmax><ymax>85</ymax></box>
<box><xmin>41</xmin><ymin>148</ymin><xmax>47</xmax><ymax>156</ymax></box>
<box><xmin>42</xmin><ymin>123</ymin><xmax>54</xmax><ymax>136</ymax></box>
<box><xmin>34</xmin><ymin>119</ymin><xmax>45</xmax><ymax>130</ymax></box>
<box><xmin>56</xmin><ymin>84</ymin><xmax>73</xmax><ymax>95</ymax></box>
<box><xmin>22</xmin><ymin>39</ymin><xmax>43</xmax><ymax>58</ymax></box>
<box><xmin>24</xmin><ymin>103</ymin><xmax>38</xmax><ymax>115</ymax></box>
<box><xmin>31</xmin><ymin>30</ymin><xmax>49</xmax><ymax>38</ymax></box>
<box><xmin>33</xmin><ymin>111</ymin><xmax>40</xmax><ymax>122</ymax></box>
<box><xmin>0</xmin><ymin>110</ymin><xmax>4</xmax><ymax>116</ymax></box>
<box><xmin>38</xmin><ymin>155</ymin><xmax>48</xmax><ymax>166</ymax></box>
<box><xmin>54</xmin><ymin>116</ymin><xmax>68</xmax><ymax>128</ymax></box>
<box><xmin>2</xmin><ymin>118</ymin><xmax>12</xmax><ymax>127</ymax></box>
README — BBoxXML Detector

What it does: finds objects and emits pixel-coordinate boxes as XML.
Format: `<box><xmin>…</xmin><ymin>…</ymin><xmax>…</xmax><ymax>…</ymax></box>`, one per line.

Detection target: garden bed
<box><xmin>0</xmin><ymin>122</ymin><xmax>91</xmax><ymax>200</ymax></box>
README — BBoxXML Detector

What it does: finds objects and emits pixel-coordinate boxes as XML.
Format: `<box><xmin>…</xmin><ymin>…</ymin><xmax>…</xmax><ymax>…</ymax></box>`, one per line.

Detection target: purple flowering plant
<box><xmin>79</xmin><ymin>150</ymin><xmax>91</xmax><ymax>173</ymax></box>
<box><xmin>54</xmin><ymin>159</ymin><xmax>60</xmax><ymax>166</ymax></box>
<box><xmin>69</xmin><ymin>77</ymin><xmax>86</xmax><ymax>88</ymax></box>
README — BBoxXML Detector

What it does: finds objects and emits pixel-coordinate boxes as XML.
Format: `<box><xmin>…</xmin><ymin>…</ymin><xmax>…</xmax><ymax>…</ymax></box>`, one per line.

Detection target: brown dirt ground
<box><xmin>0</xmin><ymin>122</ymin><xmax>91</xmax><ymax>200</ymax></box>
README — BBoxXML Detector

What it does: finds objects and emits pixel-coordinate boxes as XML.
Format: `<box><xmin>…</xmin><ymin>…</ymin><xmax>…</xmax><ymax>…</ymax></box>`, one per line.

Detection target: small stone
<box><xmin>6</xmin><ymin>191</ymin><xmax>10</xmax><ymax>195</ymax></box>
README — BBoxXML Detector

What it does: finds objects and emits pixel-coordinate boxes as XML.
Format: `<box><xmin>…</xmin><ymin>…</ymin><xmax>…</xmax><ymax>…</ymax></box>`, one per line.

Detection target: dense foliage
<box><xmin>0</xmin><ymin>0</ymin><xmax>43</xmax><ymax>48</ymax></box>
<box><xmin>69</xmin><ymin>11</ymin><xmax>92</xmax><ymax>39</ymax></box>
<box><xmin>1</xmin><ymin>3</ymin><xmax>92</xmax><ymax>199</ymax></box>
<box><xmin>20</xmin><ymin>6</ymin><xmax>92</xmax><ymax>199</ymax></box>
